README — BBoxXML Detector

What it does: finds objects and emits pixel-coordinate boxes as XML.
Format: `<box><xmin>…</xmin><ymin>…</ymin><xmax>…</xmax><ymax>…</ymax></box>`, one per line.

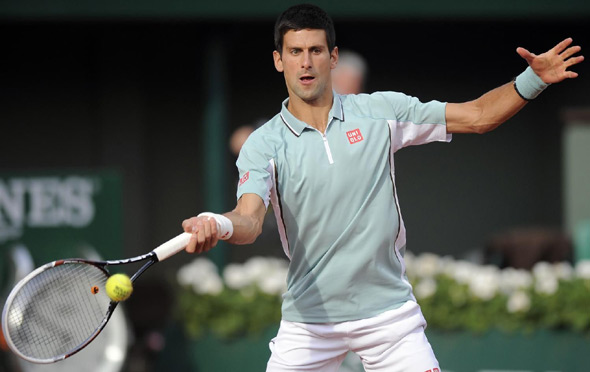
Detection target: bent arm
<box><xmin>446</xmin><ymin>82</ymin><xmax>527</xmax><ymax>134</ymax></box>
<box><xmin>182</xmin><ymin>193</ymin><xmax>266</xmax><ymax>254</ymax></box>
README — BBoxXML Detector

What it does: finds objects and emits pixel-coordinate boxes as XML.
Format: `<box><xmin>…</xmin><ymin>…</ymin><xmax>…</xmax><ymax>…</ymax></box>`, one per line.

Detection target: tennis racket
<box><xmin>1</xmin><ymin>232</ymin><xmax>192</xmax><ymax>364</ymax></box>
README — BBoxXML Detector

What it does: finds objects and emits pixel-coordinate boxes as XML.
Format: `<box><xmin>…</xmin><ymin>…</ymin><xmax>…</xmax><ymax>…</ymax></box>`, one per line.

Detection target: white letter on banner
<box><xmin>0</xmin><ymin>179</ymin><xmax>26</xmax><ymax>229</ymax></box>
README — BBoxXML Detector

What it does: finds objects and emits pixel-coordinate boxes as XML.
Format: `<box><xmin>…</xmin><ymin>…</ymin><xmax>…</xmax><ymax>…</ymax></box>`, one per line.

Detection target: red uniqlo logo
<box><xmin>239</xmin><ymin>171</ymin><xmax>249</xmax><ymax>186</ymax></box>
<box><xmin>346</xmin><ymin>129</ymin><xmax>364</xmax><ymax>144</ymax></box>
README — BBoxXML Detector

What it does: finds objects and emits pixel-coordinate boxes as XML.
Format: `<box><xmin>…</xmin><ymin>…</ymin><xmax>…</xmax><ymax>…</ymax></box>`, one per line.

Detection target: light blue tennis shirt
<box><xmin>236</xmin><ymin>92</ymin><xmax>451</xmax><ymax>323</ymax></box>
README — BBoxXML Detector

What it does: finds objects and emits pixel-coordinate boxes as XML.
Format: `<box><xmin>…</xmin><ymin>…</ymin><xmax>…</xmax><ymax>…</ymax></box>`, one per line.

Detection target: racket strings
<box><xmin>4</xmin><ymin>263</ymin><xmax>110</xmax><ymax>361</ymax></box>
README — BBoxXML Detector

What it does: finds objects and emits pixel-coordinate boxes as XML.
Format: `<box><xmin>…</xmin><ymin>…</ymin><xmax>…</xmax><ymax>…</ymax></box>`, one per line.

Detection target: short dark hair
<box><xmin>274</xmin><ymin>4</ymin><xmax>336</xmax><ymax>54</ymax></box>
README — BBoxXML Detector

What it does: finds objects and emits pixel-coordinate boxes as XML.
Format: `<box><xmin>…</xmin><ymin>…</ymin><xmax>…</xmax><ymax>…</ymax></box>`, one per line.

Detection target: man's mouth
<box><xmin>300</xmin><ymin>75</ymin><xmax>315</xmax><ymax>83</ymax></box>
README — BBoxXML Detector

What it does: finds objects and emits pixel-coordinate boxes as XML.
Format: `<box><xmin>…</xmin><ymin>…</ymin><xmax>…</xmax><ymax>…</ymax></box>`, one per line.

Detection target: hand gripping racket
<box><xmin>1</xmin><ymin>232</ymin><xmax>192</xmax><ymax>364</ymax></box>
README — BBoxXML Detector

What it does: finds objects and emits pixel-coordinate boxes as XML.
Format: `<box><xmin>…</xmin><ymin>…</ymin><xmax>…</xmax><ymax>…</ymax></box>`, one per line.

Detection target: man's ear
<box><xmin>273</xmin><ymin>50</ymin><xmax>284</xmax><ymax>72</ymax></box>
<box><xmin>330</xmin><ymin>46</ymin><xmax>339</xmax><ymax>70</ymax></box>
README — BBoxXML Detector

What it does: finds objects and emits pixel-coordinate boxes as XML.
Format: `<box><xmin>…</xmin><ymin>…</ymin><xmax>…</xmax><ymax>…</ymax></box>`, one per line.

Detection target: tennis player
<box><xmin>182</xmin><ymin>4</ymin><xmax>583</xmax><ymax>371</ymax></box>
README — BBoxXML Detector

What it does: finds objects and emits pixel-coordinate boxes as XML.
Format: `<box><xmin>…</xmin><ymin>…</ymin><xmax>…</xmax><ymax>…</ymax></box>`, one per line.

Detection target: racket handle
<box><xmin>153</xmin><ymin>232</ymin><xmax>192</xmax><ymax>261</ymax></box>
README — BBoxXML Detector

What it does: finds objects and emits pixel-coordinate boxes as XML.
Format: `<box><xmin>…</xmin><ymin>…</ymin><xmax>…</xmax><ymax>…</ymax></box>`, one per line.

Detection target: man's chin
<box><xmin>294</xmin><ymin>87</ymin><xmax>328</xmax><ymax>104</ymax></box>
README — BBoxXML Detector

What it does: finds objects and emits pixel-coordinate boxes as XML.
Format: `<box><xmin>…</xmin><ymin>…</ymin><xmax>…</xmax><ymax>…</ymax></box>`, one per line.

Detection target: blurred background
<box><xmin>1</xmin><ymin>0</ymin><xmax>589</xmax><ymax>371</ymax></box>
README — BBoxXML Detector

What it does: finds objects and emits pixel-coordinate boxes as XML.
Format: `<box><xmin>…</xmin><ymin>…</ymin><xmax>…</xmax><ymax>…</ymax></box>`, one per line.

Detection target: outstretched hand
<box><xmin>517</xmin><ymin>38</ymin><xmax>584</xmax><ymax>84</ymax></box>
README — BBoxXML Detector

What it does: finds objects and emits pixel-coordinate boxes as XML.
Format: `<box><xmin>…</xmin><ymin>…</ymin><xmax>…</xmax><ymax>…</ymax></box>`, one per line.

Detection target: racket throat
<box><xmin>129</xmin><ymin>258</ymin><xmax>157</xmax><ymax>282</ymax></box>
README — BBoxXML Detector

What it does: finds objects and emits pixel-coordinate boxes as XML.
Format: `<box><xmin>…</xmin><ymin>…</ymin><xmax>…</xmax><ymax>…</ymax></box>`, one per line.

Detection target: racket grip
<box><xmin>153</xmin><ymin>232</ymin><xmax>192</xmax><ymax>261</ymax></box>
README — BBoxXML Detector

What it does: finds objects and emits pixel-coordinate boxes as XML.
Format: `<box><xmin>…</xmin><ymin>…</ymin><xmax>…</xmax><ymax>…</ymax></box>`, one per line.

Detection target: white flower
<box><xmin>414</xmin><ymin>278</ymin><xmax>437</xmax><ymax>299</ymax></box>
<box><xmin>243</xmin><ymin>257</ymin><xmax>273</xmax><ymax>285</ymax></box>
<box><xmin>506</xmin><ymin>291</ymin><xmax>531</xmax><ymax>313</ymax></box>
<box><xmin>448</xmin><ymin>260</ymin><xmax>478</xmax><ymax>285</ymax></box>
<box><xmin>177</xmin><ymin>264</ymin><xmax>195</xmax><ymax>287</ymax></box>
<box><xmin>499</xmin><ymin>267</ymin><xmax>533</xmax><ymax>294</ymax></box>
<box><xmin>468</xmin><ymin>266</ymin><xmax>500</xmax><ymax>300</ymax></box>
<box><xmin>413</xmin><ymin>253</ymin><xmax>441</xmax><ymax>279</ymax></box>
<box><xmin>532</xmin><ymin>261</ymin><xmax>559</xmax><ymax>295</ymax></box>
<box><xmin>177</xmin><ymin>258</ymin><xmax>217</xmax><ymax>286</ymax></box>
<box><xmin>223</xmin><ymin>257</ymin><xmax>289</xmax><ymax>295</ymax></box>
<box><xmin>257</xmin><ymin>258</ymin><xmax>288</xmax><ymax>295</ymax></box>
<box><xmin>192</xmin><ymin>275</ymin><xmax>223</xmax><ymax>295</ymax></box>
<box><xmin>532</xmin><ymin>261</ymin><xmax>554</xmax><ymax>280</ymax></box>
<box><xmin>553</xmin><ymin>262</ymin><xmax>574</xmax><ymax>280</ymax></box>
<box><xmin>535</xmin><ymin>276</ymin><xmax>559</xmax><ymax>295</ymax></box>
<box><xmin>177</xmin><ymin>258</ymin><xmax>223</xmax><ymax>295</ymax></box>
<box><xmin>438</xmin><ymin>255</ymin><xmax>457</xmax><ymax>274</ymax></box>
<box><xmin>258</xmin><ymin>269</ymin><xmax>288</xmax><ymax>295</ymax></box>
<box><xmin>223</xmin><ymin>263</ymin><xmax>248</xmax><ymax>290</ymax></box>
<box><xmin>575</xmin><ymin>260</ymin><xmax>590</xmax><ymax>279</ymax></box>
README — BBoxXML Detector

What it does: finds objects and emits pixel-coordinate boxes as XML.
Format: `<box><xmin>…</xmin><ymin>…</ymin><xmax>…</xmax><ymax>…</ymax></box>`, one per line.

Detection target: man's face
<box><xmin>273</xmin><ymin>29</ymin><xmax>338</xmax><ymax>105</ymax></box>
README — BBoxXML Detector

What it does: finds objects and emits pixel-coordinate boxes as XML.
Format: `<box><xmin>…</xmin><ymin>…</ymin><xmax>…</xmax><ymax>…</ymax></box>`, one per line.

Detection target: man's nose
<box><xmin>301</xmin><ymin>51</ymin><xmax>312</xmax><ymax>69</ymax></box>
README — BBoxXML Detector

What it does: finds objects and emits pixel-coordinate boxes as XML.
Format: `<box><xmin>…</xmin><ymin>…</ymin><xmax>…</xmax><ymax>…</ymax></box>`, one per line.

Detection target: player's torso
<box><xmin>270</xmin><ymin>110</ymin><xmax>411</xmax><ymax>322</ymax></box>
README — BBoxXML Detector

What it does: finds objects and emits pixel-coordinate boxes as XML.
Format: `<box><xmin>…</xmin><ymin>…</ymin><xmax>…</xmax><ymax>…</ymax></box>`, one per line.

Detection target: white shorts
<box><xmin>266</xmin><ymin>301</ymin><xmax>439</xmax><ymax>372</ymax></box>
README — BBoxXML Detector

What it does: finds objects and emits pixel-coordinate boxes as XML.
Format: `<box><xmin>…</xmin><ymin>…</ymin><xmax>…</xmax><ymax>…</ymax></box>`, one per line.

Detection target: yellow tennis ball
<box><xmin>105</xmin><ymin>273</ymin><xmax>133</xmax><ymax>302</ymax></box>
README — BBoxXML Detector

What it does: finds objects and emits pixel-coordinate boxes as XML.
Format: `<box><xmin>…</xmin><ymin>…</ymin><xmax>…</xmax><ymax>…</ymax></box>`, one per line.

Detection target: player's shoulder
<box><xmin>342</xmin><ymin>91</ymin><xmax>412</xmax><ymax>106</ymax></box>
<box><xmin>248</xmin><ymin>114</ymin><xmax>283</xmax><ymax>139</ymax></box>
<box><xmin>241</xmin><ymin>114</ymin><xmax>284</xmax><ymax>153</ymax></box>
<box><xmin>340</xmin><ymin>91</ymin><xmax>413</xmax><ymax>119</ymax></box>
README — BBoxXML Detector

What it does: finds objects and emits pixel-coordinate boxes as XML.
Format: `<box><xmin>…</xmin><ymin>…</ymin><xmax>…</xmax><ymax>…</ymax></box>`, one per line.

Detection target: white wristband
<box><xmin>514</xmin><ymin>66</ymin><xmax>550</xmax><ymax>100</ymax></box>
<box><xmin>197</xmin><ymin>212</ymin><xmax>233</xmax><ymax>240</ymax></box>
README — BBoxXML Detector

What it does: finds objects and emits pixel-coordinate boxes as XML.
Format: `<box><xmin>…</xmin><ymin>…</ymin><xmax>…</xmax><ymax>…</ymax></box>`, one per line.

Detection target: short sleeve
<box><xmin>385</xmin><ymin>92</ymin><xmax>451</xmax><ymax>152</ymax></box>
<box><xmin>235</xmin><ymin>131</ymin><xmax>274</xmax><ymax>208</ymax></box>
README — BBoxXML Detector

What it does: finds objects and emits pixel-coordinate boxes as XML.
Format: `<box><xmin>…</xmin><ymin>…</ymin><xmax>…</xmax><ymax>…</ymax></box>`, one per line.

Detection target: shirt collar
<box><xmin>279</xmin><ymin>93</ymin><xmax>345</xmax><ymax>137</ymax></box>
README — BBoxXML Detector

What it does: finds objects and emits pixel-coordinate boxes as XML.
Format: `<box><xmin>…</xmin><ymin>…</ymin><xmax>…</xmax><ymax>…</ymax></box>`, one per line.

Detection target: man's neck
<box><xmin>287</xmin><ymin>92</ymin><xmax>334</xmax><ymax>133</ymax></box>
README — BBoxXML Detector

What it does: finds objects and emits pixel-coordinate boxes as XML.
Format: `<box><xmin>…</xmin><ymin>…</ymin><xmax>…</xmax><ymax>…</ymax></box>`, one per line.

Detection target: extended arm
<box><xmin>182</xmin><ymin>192</ymin><xmax>266</xmax><ymax>254</ymax></box>
<box><xmin>446</xmin><ymin>38</ymin><xmax>583</xmax><ymax>134</ymax></box>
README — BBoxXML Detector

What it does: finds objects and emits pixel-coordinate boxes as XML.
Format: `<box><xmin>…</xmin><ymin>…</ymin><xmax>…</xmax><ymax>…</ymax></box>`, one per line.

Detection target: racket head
<box><xmin>2</xmin><ymin>259</ymin><xmax>115</xmax><ymax>364</ymax></box>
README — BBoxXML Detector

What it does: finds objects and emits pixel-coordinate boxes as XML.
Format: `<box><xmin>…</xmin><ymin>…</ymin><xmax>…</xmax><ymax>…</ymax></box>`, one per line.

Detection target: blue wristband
<box><xmin>514</xmin><ymin>66</ymin><xmax>550</xmax><ymax>101</ymax></box>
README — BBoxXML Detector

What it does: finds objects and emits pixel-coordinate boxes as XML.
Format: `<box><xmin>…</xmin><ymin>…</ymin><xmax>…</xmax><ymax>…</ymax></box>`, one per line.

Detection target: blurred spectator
<box><xmin>485</xmin><ymin>227</ymin><xmax>572</xmax><ymax>270</ymax></box>
<box><xmin>332</xmin><ymin>49</ymin><xmax>368</xmax><ymax>94</ymax></box>
<box><xmin>229</xmin><ymin>125</ymin><xmax>255</xmax><ymax>157</ymax></box>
